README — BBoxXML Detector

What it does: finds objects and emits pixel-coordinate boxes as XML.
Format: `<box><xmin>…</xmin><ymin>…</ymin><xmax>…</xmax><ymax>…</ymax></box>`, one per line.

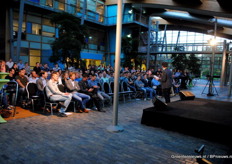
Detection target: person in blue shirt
<box><xmin>88</xmin><ymin>74</ymin><xmax>111</xmax><ymax>107</ymax></box>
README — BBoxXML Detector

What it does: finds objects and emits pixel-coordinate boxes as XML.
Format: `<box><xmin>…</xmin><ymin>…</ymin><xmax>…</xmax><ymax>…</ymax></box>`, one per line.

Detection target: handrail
<box><xmin>25</xmin><ymin>0</ymin><xmax>148</xmax><ymax>26</ymax></box>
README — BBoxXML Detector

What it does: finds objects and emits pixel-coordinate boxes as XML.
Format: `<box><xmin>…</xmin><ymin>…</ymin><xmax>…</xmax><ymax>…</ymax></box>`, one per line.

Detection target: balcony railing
<box><xmin>25</xmin><ymin>0</ymin><xmax>148</xmax><ymax>26</ymax></box>
<box><xmin>138</xmin><ymin>43</ymin><xmax>224</xmax><ymax>54</ymax></box>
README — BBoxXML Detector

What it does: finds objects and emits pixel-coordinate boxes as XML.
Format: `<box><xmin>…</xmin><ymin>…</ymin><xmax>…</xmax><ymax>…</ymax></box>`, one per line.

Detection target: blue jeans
<box><xmin>140</xmin><ymin>87</ymin><xmax>156</xmax><ymax>99</ymax></box>
<box><xmin>50</xmin><ymin>94</ymin><xmax>72</xmax><ymax>113</ymax></box>
<box><xmin>72</xmin><ymin>92</ymin><xmax>90</xmax><ymax>110</ymax></box>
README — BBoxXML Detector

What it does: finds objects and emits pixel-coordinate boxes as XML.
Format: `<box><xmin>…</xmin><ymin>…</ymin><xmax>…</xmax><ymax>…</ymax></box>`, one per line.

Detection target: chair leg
<box><xmin>50</xmin><ymin>104</ymin><xmax>53</xmax><ymax>115</ymax></box>
<box><xmin>73</xmin><ymin>102</ymin><xmax>76</xmax><ymax>113</ymax></box>
<box><xmin>32</xmin><ymin>99</ymin><xmax>34</xmax><ymax>111</ymax></box>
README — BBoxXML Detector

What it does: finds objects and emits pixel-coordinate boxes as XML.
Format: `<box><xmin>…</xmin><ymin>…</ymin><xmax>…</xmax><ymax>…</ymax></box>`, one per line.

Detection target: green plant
<box><xmin>49</xmin><ymin>12</ymin><xmax>89</xmax><ymax>69</ymax></box>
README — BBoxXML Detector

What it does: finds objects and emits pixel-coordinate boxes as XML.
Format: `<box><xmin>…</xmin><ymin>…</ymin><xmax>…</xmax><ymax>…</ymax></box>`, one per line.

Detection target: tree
<box><xmin>49</xmin><ymin>12</ymin><xmax>88</xmax><ymax>69</ymax></box>
<box><xmin>121</xmin><ymin>36</ymin><xmax>140</xmax><ymax>69</ymax></box>
<box><xmin>187</xmin><ymin>54</ymin><xmax>201</xmax><ymax>75</ymax></box>
<box><xmin>171</xmin><ymin>53</ymin><xmax>188</xmax><ymax>71</ymax></box>
<box><xmin>171</xmin><ymin>53</ymin><xmax>201</xmax><ymax>75</ymax></box>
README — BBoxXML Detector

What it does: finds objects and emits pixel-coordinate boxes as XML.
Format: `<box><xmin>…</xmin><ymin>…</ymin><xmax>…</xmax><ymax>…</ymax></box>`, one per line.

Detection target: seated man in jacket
<box><xmin>65</xmin><ymin>72</ymin><xmax>90</xmax><ymax>113</ymax></box>
<box><xmin>78</xmin><ymin>74</ymin><xmax>105</xmax><ymax>112</ymax></box>
<box><xmin>46</xmin><ymin>72</ymin><xmax>72</xmax><ymax>117</ymax></box>
<box><xmin>15</xmin><ymin>68</ymin><xmax>28</xmax><ymax>106</ymax></box>
<box><xmin>36</xmin><ymin>71</ymin><xmax>48</xmax><ymax>110</ymax></box>
<box><xmin>134</xmin><ymin>75</ymin><xmax>155</xmax><ymax>101</ymax></box>
<box><xmin>88</xmin><ymin>74</ymin><xmax>111</xmax><ymax>106</ymax></box>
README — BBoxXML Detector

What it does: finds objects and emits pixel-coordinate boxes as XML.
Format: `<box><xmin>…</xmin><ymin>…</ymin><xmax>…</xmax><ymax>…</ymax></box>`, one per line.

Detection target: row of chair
<box><xmin>97</xmin><ymin>81</ymin><xmax>134</xmax><ymax>102</ymax></box>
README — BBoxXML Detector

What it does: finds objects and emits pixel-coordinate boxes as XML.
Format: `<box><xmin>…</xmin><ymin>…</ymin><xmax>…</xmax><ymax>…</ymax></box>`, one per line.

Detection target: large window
<box><xmin>29</xmin><ymin>49</ymin><xmax>41</xmax><ymax>67</ymax></box>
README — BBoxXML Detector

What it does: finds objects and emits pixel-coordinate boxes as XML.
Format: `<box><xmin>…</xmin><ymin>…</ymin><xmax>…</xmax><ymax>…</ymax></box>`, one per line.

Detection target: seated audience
<box><xmin>135</xmin><ymin>75</ymin><xmax>155</xmax><ymax>100</ymax></box>
<box><xmin>46</xmin><ymin>72</ymin><xmax>72</xmax><ymax>117</ymax></box>
<box><xmin>36</xmin><ymin>71</ymin><xmax>48</xmax><ymax>109</ymax></box>
<box><xmin>5</xmin><ymin>68</ymin><xmax>15</xmax><ymax>81</ymax></box>
<box><xmin>15</xmin><ymin>69</ymin><xmax>29</xmax><ymax>106</ymax></box>
<box><xmin>0</xmin><ymin>60</ymin><xmax>9</xmax><ymax>72</ymax></box>
<box><xmin>78</xmin><ymin>74</ymin><xmax>105</xmax><ymax>112</ymax></box>
<box><xmin>65</xmin><ymin>72</ymin><xmax>90</xmax><ymax>113</ymax></box>
<box><xmin>88</xmin><ymin>74</ymin><xmax>111</xmax><ymax>106</ymax></box>
<box><xmin>28</xmin><ymin>71</ymin><xmax>39</xmax><ymax>83</ymax></box>
<box><xmin>33</xmin><ymin>62</ymin><xmax>41</xmax><ymax>75</ymax></box>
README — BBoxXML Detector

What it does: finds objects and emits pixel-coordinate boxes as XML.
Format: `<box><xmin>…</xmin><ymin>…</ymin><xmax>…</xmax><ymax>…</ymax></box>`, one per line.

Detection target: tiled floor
<box><xmin>0</xmin><ymin>79</ymin><xmax>231</xmax><ymax>164</ymax></box>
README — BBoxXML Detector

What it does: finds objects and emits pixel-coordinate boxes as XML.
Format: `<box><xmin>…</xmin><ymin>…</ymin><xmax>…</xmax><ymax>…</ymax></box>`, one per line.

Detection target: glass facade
<box><xmin>155</xmin><ymin>30</ymin><xmax>232</xmax><ymax>76</ymax></box>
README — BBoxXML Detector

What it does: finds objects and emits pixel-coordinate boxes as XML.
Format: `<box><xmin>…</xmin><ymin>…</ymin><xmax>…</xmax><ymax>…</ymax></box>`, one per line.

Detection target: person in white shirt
<box><xmin>46</xmin><ymin>72</ymin><xmax>72</xmax><ymax>117</ymax></box>
<box><xmin>6</xmin><ymin>58</ymin><xmax>14</xmax><ymax>68</ymax></box>
<box><xmin>28</xmin><ymin>71</ymin><xmax>39</xmax><ymax>83</ymax></box>
<box><xmin>53</xmin><ymin>63</ymin><xmax>61</xmax><ymax>72</ymax></box>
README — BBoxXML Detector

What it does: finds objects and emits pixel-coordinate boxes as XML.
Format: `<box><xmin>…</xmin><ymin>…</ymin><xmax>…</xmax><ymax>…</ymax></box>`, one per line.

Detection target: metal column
<box><xmin>146</xmin><ymin>17</ymin><xmax>151</xmax><ymax>70</ymax></box>
<box><xmin>207</xmin><ymin>18</ymin><xmax>217</xmax><ymax>96</ymax></box>
<box><xmin>81</xmin><ymin>0</ymin><xmax>87</xmax><ymax>25</ymax></box>
<box><xmin>16</xmin><ymin>0</ymin><xmax>25</xmax><ymax>62</ymax></box>
<box><xmin>220</xmin><ymin>40</ymin><xmax>227</xmax><ymax>86</ymax></box>
<box><xmin>107</xmin><ymin>0</ymin><xmax>124</xmax><ymax>133</ymax></box>
<box><xmin>9</xmin><ymin>8</ymin><xmax>14</xmax><ymax>61</ymax></box>
<box><xmin>228</xmin><ymin>58</ymin><xmax>232</xmax><ymax>97</ymax></box>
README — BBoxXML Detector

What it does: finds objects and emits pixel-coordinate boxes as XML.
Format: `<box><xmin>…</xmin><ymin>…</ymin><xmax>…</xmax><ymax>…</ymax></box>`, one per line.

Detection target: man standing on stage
<box><xmin>159</xmin><ymin>62</ymin><xmax>173</xmax><ymax>103</ymax></box>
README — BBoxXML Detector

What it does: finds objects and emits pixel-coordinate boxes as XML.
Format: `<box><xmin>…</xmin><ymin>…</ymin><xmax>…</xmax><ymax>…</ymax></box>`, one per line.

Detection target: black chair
<box><xmin>134</xmin><ymin>83</ymin><xmax>145</xmax><ymax>99</ymax></box>
<box><xmin>5</xmin><ymin>80</ymin><xmax>18</xmax><ymax>117</ymax></box>
<box><xmin>103</xmin><ymin>82</ymin><xmax>113</xmax><ymax>96</ymax></box>
<box><xmin>26</xmin><ymin>82</ymin><xmax>40</xmax><ymax>111</ymax></box>
<box><xmin>43</xmin><ymin>87</ymin><xmax>59</xmax><ymax>115</ymax></box>
<box><xmin>97</xmin><ymin>82</ymin><xmax>103</xmax><ymax>92</ymax></box>
<box><xmin>57</xmin><ymin>84</ymin><xmax>76</xmax><ymax>113</ymax></box>
<box><xmin>110</xmin><ymin>81</ymin><xmax>114</xmax><ymax>93</ymax></box>
<box><xmin>120</xmin><ymin>81</ymin><xmax>133</xmax><ymax>101</ymax></box>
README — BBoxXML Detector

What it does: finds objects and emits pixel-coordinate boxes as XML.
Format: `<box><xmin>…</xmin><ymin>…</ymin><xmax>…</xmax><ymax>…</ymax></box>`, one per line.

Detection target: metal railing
<box><xmin>138</xmin><ymin>43</ymin><xmax>224</xmax><ymax>54</ymax></box>
<box><xmin>25</xmin><ymin>0</ymin><xmax>148</xmax><ymax>26</ymax></box>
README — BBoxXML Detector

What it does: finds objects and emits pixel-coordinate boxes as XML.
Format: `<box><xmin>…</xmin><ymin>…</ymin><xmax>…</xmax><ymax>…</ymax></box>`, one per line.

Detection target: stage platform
<box><xmin>141</xmin><ymin>98</ymin><xmax>232</xmax><ymax>145</ymax></box>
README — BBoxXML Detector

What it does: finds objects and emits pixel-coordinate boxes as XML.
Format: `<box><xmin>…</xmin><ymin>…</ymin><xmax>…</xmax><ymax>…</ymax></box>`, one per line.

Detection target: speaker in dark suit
<box><xmin>152</xmin><ymin>97</ymin><xmax>167</xmax><ymax>110</ymax></box>
<box><xmin>179</xmin><ymin>91</ymin><xmax>195</xmax><ymax>100</ymax></box>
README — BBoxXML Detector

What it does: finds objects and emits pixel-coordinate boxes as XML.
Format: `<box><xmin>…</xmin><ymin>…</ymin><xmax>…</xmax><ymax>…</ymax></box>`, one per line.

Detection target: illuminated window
<box><xmin>58</xmin><ymin>0</ymin><xmax>65</xmax><ymax>10</ymax></box>
<box><xmin>29</xmin><ymin>49</ymin><xmax>41</xmax><ymax>67</ymax></box>
<box><xmin>32</xmin><ymin>23</ymin><xmax>42</xmax><ymax>35</ymax></box>
<box><xmin>46</xmin><ymin>0</ymin><xmax>53</xmax><ymax>7</ymax></box>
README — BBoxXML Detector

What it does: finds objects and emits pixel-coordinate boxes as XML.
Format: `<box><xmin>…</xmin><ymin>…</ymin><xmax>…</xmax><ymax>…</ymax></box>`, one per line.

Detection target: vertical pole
<box><xmin>81</xmin><ymin>0</ymin><xmax>87</xmax><ymax>25</ymax></box>
<box><xmin>220</xmin><ymin>40</ymin><xmax>227</xmax><ymax>86</ymax></box>
<box><xmin>207</xmin><ymin>18</ymin><xmax>217</xmax><ymax>96</ymax></box>
<box><xmin>16</xmin><ymin>0</ymin><xmax>25</xmax><ymax>62</ymax></box>
<box><xmin>146</xmin><ymin>17</ymin><xmax>151</xmax><ymax>70</ymax></box>
<box><xmin>228</xmin><ymin>57</ymin><xmax>232</xmax><ymax>97</ymax></box>
<box><xmin>9</xmin><ymin>8</ymin><xmax>14</xmax><ymax>61</ymax></box>
<box><xmin>107</xmin><ymin>0</ymin><xmax>124</xmax><ymax>133</ymax></box>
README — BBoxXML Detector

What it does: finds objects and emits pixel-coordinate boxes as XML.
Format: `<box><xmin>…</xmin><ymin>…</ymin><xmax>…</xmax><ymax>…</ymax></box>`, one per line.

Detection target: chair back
<box><xmin>6</xmin><ymin>80</ymin><xmax>18</xmax><ymax>93</ymax></box>
<box><xmin>97</xmin><ymin>82</ymin><xmax>103</xmax><ymax>92</ymax></box>
<box><xmin>26</xmin><ymin>82</ymin><xmax>38</xmax><ymax>98</ymax></box>
<box><xmin>121</xmin><ymin>81</ymin><xmax>129</xmax><ymax>92</ymax></box>
<box><xmin>43</xmin><ymin>87</ymin><xmax>50</xmax><ymax>101</ymax></box>
<box><xmin>110</xmin><ymin>82</ymin><xmax>114</xmax><ymax>93</ymax></box>
<box><xmin>6</xmin><ymin>80</ymin><xmax>18</xmax><ymax>105</ymax></box>
<box><xmin>58</xmin><ymin>84</ymin><xmax>65</xmax><ymax>92</ymax></box>
<box><xmin>103</xmin><ymin>82</ymin><xmax>111</xmax><ymax>94</ymax></box>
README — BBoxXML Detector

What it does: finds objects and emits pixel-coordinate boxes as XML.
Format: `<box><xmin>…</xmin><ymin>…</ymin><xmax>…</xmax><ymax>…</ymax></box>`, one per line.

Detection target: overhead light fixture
<box><xmin>209</xmin><ymin>38</ymin><xmax>217</xmax><ymax>46</ymax></box>
<box><xmin>207</xmin><ymin>29</ymin><xmax>214</xmax><ymax>34</ymax></box>
<box><xmin>128</xmin><ymin>9</ymin><xmax>133</xmax><ymax>14</ymax></box>
<box><xmin>127</xmin><ymin>34</ymin><xmax>131</xmax><ymax>38</ymax></box>
<box><xmin>152</xmin><ymin>16</ymin><xmax>162</xmax><ymax>20</ymax></box>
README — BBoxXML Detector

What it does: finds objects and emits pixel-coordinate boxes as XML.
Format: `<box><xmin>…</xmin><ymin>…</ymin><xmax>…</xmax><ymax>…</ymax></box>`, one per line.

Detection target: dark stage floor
<box><xmin>141</xmin><ymin>98</ymin><xmax>232</xmax><ymax>145</ymax></box>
